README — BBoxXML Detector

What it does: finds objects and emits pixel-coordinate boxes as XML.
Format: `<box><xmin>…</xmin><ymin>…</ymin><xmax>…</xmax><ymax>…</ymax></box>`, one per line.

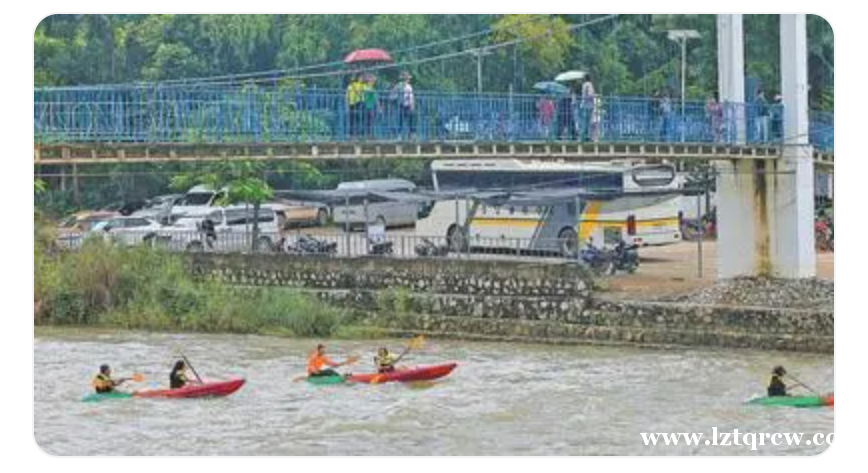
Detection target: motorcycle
<box><xmin>610</xmin><ymin>240</ymin><xmax>640</xmax><ymax>274</ymax></box>
<box><xmin>579</xmin><ymin>243</ymin><xmax>614</xmax><ymax>276</ymax></box>
<box><xmin>415</xmin><ymin>238</ymin><xmax>450</xmax><ymax>257</ymax></box>
<box><xmin>579</xmin><ymin>240</ymin><xmax>640</xmax><ymax>276</ymax></box>
<box><xmin>368</xmin><ymin>238</ymin><xmax>394</xmax><ymax>256</ymax></box>
<box><xmin>284</xmin><ymin>234</ymin><xmax>338</xmax><ymax>255</ymax></box>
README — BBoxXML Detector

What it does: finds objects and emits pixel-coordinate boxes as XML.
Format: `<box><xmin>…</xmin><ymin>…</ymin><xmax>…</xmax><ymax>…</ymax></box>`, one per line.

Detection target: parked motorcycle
<box><xmin>284</xmin><ymin>234</ymin><xmax>338</xmax><ymax>255</ymax></box>
<box><xmin>610</xmin><ymin>240</ymin><xmax>640</xmax><ymax>274</ymax></box>
<box><xmin>579</xmin><ymin>240</ymin><xmax>640</xmax><ymax>276</ymax></box>
<box><xmin>579</xmin><ymin>243</ymin><xmax>614</xmax><ymax>276</ymax></box>
<box><xmin>368</xmin><ymin>238</ymin><xmax>394</xmax><ymax>256</ymax></box>
<box><xmin>415</xmin><ymin>238</ymin><xmax>450</xmax><ymax>257</ymax></box>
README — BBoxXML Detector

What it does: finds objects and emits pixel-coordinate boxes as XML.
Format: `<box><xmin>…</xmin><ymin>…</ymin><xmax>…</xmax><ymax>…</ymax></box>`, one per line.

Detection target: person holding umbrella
<box><xmin>346</xmin><ymin>74</ymin><xmax>365</xmax><ymax>138</ymax></box>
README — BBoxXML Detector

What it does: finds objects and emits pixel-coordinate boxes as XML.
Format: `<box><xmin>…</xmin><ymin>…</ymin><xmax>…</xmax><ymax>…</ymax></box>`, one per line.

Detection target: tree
<box><xmin>171</xmin><ymin>159</ymin><xmax>274</xmax><ymax>252</ymax></box>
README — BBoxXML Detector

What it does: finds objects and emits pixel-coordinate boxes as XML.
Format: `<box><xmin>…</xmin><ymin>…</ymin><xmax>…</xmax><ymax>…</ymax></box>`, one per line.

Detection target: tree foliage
<box><xmin>34</xmin><ymin>14</ymin><xmax>833</xmax><ymax>105</ymax></box>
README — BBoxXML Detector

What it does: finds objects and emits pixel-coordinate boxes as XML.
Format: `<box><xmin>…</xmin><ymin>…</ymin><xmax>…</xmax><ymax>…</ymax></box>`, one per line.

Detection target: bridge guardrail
<box><xmin>33</xmin><ymin>86</ymin><xmax>833</xmax><ymax>153</ymax></box>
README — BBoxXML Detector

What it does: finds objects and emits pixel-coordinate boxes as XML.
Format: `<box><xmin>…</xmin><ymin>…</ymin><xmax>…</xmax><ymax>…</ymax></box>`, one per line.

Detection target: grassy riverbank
<box><xmin>34</xmin><ymin>236</ymin><xmax>361</xmax><ymax>337</ymax></box>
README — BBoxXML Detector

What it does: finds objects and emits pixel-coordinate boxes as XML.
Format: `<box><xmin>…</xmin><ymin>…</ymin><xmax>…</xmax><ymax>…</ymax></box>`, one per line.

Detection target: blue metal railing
<box><xmin>33</xmin><ymin>85</ymin><xmax>834</xmax><ymax>153</ymax></box>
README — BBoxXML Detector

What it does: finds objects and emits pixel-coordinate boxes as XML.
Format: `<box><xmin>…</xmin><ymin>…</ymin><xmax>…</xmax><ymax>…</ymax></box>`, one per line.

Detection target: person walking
<box><xmin>580</xmin><ymin>75</ymin><xmax>595</xmax><ymax>141</ymax></box>
<box><xmin>362</xmin><ymin>74</ymin><xmax>379</xmax><ymax>139</ymax></box>
<box><xmin>705</xmin><ymin>93</ymin><xmax>723</xmax><ymax>142</ymax></box>
<box><xmin>392</xmin><ymin>71</ymin><xmax>416</xmax><ymax>140</ymax></box>
<box><xmin>557</xmin><ymin>85</ymin><xmax>577</xmax><ymax>140</ymax></box>
<box><xmin>659</xmin><ymin>92</ymin><xmax>674</xmax><ymax>142</ymax></box>
<box><xmin>755</xmin><ymin>88</ymin><xmax>770</xmax><ymax>143</ymax></box>
<box><xmin>346</xmin><ymin>74</ymin><xmax>364</xmax><ymax>138</ymax></box>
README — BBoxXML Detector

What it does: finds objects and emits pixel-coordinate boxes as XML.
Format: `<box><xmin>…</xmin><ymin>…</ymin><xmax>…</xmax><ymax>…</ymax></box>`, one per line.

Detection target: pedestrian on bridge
<box><xmin>392</xmin><ymin>71</ymin><xmax>416</xmax><ymax>141</ymax></box>
<box><xmin>580</xmin><ymin>75</ymin><xmax>596</xmax><ymax>142</ymax></box>
<box><xmin>755</xmin><ymin>88</ymin><xmax>770</xmax><ymax>143</ymax></box>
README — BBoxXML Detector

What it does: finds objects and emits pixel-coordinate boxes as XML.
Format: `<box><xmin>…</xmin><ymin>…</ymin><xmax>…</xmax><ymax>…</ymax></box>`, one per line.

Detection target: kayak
<box><xmin>305</xmin><ymin>374</ymin><xmax>347</xmax><ymax>386</ymax></box>
<box><xmin>747</xmin><ymin>394</ymin><xmax>834</xmax><ymax>408</ymax></box>
<box><xmin>346</xmin><ymin>363</ymin><xmax>457</xmax><ymax>384</ymax></box>
<box><xmin>82</xmin><ymin>392</ymin><xmax>133</xmax><ymax>402</ymax></box>
<box><xmin>135</xmin><ymin>378</ymin><xmax>246</xmax><ymax>399</ymax></box>
<box><xmin>81</xmin><ymin>379</ymin><xmax>245</xmax><ymax>402</ymax></box>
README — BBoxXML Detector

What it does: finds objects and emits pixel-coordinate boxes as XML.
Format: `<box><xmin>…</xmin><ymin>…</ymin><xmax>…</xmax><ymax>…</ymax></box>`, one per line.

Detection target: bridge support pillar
<box><xmin>715</xmin><ymin>14</ymin><xmax>815</xmax><ymax>278</ymax></box>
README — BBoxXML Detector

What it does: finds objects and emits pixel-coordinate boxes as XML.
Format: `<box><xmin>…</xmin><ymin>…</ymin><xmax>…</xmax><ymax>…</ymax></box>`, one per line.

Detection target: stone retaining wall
<box><xmin>189</xmin><ymin>254</ymin><xmax>833</xmax><ymax>353</ymax></box>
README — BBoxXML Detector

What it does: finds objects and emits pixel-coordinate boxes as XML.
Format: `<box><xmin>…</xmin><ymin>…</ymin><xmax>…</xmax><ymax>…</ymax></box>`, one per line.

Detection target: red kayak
<box><xmin>134</xmin><ymin>379</ymin><xmax>245</xmax><ymax>399</ymax></box>
<box><xmin>347</xmin><ymin>363</ymin><xmax>457</xmax><ymax>384</ymax></box>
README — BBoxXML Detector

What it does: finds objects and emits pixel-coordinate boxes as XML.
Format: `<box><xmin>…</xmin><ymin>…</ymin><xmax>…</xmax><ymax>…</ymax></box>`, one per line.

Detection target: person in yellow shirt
<box><xmin>346</xmin><ymin>76</ymin><xmax>365</xmax><ymax>137</ymax></box>
<box><xmin>91</xmin><ymin>364</ymin><xmax>132</xmax><ymax>394</ymax></box>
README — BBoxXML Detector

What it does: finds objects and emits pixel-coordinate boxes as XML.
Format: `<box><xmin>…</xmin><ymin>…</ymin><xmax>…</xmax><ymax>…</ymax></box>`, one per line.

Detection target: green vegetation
<box><xmin>34</xmin><ymin>234</ymin><xmax>348</xmax><ymax>337</ymax></box>
<box><xmin>35</xmin><ymin>15</ymin><xmax>833</xmax><ymax>106</ymax></box>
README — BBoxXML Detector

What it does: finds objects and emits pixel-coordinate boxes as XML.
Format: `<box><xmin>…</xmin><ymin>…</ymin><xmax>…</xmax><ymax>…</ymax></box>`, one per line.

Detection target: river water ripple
<box><xmin>34</xmin><ymin>329</ymin><xmax>833</xmax><ymax>455</ymax></box>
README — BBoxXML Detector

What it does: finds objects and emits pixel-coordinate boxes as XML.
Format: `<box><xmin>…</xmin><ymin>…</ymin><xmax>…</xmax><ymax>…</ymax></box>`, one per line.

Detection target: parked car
<box><xmin>91</xmin><ymin>216</ymin><xmax>170</xmax><ymax>247</ymax></box>
<box><xmin>273</xmin><ymin>199</ymin><xmax>330</xmax><ymax>228</ymax></box>
<box><xmin>166</xmin><ymin>205</ymin><xmax>284</xmax><ymax>253</ymax></box>
<box><xmin>56</xmin><ymin>210</ymin><xmax>119</xmax><ymax>249</ymax></box>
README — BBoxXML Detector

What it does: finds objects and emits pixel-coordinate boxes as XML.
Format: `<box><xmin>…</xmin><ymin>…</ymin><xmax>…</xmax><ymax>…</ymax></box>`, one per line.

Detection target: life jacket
<box><xmin>768</xmin><ymin>375</ymin><xmax>787</xmax><ymax>397</ymax></box>
<box><xmin>375</xmin><ymin>353</ymin><xmax>397</xmax><ymax>372</ymax></box>
<box><xmin>170</xmin><ymin>369</ymin><xmax>188</xmax><ymax>389</ymax></box>
<box><xmin>307</xmin><ymin>351</ymin><xmax>335</xmax><ymax>375</ymax></box>
<box><xmin>92</xmin><ymin>373</ymin><xmax>114</xmax><ymax>394</ymax></box>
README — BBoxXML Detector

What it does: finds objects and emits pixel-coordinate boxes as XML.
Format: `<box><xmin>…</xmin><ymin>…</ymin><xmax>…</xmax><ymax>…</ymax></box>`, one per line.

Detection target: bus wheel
<box><xmin>447</xmin><ymin>225</ymin><xmax>468</xmax><ymax>252</ymax></box>
<box><xmin>558</xmin><ymin>228</ymin><xmax>579</xmax><ymax>258</ymax></box>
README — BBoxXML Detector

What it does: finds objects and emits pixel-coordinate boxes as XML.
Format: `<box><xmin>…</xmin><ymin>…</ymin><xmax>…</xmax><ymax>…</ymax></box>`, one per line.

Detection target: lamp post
<box><xmin>470</xmin><ymin>48</ymin><xmax>493</xmax><ymax>94</ymax></box>
<box><xmin>667</xmin><ymin>29</ymin><xmax>702</xmax><ymax>141</ymax></box>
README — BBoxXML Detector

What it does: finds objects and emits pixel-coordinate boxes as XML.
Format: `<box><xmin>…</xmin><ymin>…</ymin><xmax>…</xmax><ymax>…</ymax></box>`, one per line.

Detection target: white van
<box><xmin>332</xmin><ymin>179</ymin><xmax>420</xmax><ymax>229</ymax></box>
<box><xmin>171</xmin><ymin>185</ymin><xmax>229</xmax><ymax>218</ymax></box>
<box><xmin>167</xmin><ymin>204</ymin><xmax>284</xmax><ymax>252</ymax></box>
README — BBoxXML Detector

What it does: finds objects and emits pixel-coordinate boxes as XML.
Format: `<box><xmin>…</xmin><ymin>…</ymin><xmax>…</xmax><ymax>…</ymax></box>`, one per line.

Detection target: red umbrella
<box><xmin>344</xmin><ymin>48</ymin><xmax>393</xmax><ymax>64</ymax></box>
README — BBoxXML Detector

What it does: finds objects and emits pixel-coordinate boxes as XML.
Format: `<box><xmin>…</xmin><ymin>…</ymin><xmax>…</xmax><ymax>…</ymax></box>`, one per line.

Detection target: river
<box><xmin>34</xmin><ymin>328</ymin><xmax>834</xmax><ymax>456</ymax></box>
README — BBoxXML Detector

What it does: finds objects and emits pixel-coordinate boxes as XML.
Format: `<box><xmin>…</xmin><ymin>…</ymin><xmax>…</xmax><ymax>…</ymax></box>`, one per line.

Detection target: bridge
<box><xmin>33</xmin><ymin>15</ymin><xmax>832</xmax><ymax>282</ymax></box>
<box><xmin>33</xmin><ymin>86</ymin><xmax>833</xmax><ymax>166</ymax></box>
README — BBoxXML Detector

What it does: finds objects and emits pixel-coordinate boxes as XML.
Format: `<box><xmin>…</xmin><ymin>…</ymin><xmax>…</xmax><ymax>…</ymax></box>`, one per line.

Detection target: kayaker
<box><xmin>374</xmin><ymin>347</ymin><xmax>399</xmax><ymax>373</ymax></box>
<box><xmin>306</xmin><ymin>344</ymin><xmax>346</xmax><ymax>377</ymax></box>
<box><xmin>767</xmin><ymin>366</ymin><xmax>788</xmax><ymax>397</ymax></box>
<box><xmin>92</xmin><ymin>364</ymin><xmax>128</xmax><ymax>394</ymax></box>
<box><xmin>170</xmin><ymin>360</ymin><xmax>191</xmax><ymax>389</ymax></box>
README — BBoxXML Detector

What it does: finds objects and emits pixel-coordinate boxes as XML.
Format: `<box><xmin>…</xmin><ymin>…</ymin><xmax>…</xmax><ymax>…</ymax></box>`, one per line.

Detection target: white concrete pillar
<box><xmin>717</xmin><ymin>14</ymin><xmax>746</xmax><ymax>143</ymax></box>
<box><xmin>773</xmin><ymin>14</ymin><xmax>816</xmax><ymax>277</ymax></box>
<box><xmin>714</xmin><ymin>14</ymin><xmax>816</xmax><ymax>279</ymax></box>
<box><xmin>716</xmin><ymin>14</ymin><xmax>757</xmax><ymax>278</ymax></box>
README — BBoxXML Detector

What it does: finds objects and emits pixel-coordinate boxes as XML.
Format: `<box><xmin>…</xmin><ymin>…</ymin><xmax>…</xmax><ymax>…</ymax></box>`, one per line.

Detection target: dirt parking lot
<box><xmin>604</xmin><ymin>240</ymin><xmax>834</xmax><ymax>300</ymax></box>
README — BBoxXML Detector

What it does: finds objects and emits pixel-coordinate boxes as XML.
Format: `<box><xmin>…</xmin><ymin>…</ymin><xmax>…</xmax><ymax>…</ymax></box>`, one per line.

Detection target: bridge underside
<box><xmin>33</xmin><ymin>141</ymin><xmax>834</xmax><ymax>167</ymax></box>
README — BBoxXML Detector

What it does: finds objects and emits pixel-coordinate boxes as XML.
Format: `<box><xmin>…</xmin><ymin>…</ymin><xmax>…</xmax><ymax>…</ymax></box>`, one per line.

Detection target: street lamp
<box><xmin>668</xmin><ymin>29</ymin><xmax>702</xmax><ymax>141</ymax></box>
<box><xmin>470</xmin><ymin>47</ymin><xmax>493</xmax><ymax>94</ymax></box>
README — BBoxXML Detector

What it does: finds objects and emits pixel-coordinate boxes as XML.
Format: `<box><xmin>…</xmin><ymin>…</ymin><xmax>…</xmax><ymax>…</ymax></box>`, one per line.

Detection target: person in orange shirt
<box><xmin>306</xmin><ymin>344</ymin><xmax>353</xmax><ymax>377</ymax></box>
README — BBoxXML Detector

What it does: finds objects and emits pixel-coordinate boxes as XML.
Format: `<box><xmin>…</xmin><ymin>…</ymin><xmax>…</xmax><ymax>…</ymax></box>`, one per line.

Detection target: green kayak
<box><xmin>305</xmin><ymin>375</ymin><xmax>346</xmax><ymax>386</ymax></box>
<box><xmin>82</xmin><ymin>392</ymin><xmax>133</xmax><ymax>402</ymax></box>
<box><xmin>747</xmin><ymin>394</ymin><xmax>833</xmax><ymax>408</ymax></box>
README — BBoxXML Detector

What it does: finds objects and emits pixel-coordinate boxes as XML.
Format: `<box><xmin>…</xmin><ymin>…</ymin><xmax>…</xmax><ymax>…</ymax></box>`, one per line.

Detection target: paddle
<box><xmin>370</xmin><ymin>335</ymin><xmax>426</xmax><ymax>385</ymax></box>
<box><xmin>785</xmin><ymin>374</ymin><xmax>819</xmax><ymax>395</ymax></box>
<box><xmin>181</xmin><ymin>353</ymin><xmax>204</xmax><ymax>384</ymax></box>
<box><xmin>91</xmin><ymin>373</ymin><xmax>144</xmax><ymax>389</ymax></box>
<box><xmin>292</xmin><ymin>355</ymin><xmax>360</xmax><ymax>382</ymax></box>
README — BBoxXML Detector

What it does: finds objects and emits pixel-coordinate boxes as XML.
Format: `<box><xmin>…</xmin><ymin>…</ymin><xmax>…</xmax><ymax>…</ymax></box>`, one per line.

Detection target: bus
<box><xmin>416</xmin><ymin>159</ymin><xmax>683</xmax><ymax>256</ymax></box>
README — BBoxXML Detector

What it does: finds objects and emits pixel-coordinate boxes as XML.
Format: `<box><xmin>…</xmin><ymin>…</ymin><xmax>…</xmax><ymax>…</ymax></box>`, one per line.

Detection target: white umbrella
<box><xmin>555</xmin><ymin>70</ymin><xmax>587</xmax><ymax>82</ymax></box>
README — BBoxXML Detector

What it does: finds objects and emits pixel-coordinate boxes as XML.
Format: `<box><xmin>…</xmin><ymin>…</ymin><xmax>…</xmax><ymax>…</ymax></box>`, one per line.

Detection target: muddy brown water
<box><xmin>34</xmin><ymin>328</ymin><xmax>833</xmax><ymax>455</ymax></box>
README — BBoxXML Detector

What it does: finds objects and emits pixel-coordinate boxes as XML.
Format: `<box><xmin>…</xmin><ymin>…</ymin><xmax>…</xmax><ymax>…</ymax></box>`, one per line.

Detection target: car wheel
<box><xmin>316</xmin><ymin>209</ymin><xmax>328</xmax><ymax>227</ymax></box>
<box><xmin>558</xmin><ymin>228</ymin><xmax>579</xmax><ymax>258</ymax></box>
<box><xmin>257</xmin><ymin>237</ymin><xmax>274</xmax><ymax>253</ymax></box>
<box><xmin>447</xmin><ymin>225</ymin><xmax>468</xmax><ymax>252</ymax></box>
<box><xmin>186</xmin><ymin>241</ymin><xmax>205</xmax><ymax>252</ymax></box>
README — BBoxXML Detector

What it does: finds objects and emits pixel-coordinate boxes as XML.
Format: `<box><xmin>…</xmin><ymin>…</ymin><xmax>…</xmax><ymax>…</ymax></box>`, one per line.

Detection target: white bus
<box><xmin>416</xmin><ymin>159</ymin><xmax>682</xmax><ymax>255</ymax></box>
